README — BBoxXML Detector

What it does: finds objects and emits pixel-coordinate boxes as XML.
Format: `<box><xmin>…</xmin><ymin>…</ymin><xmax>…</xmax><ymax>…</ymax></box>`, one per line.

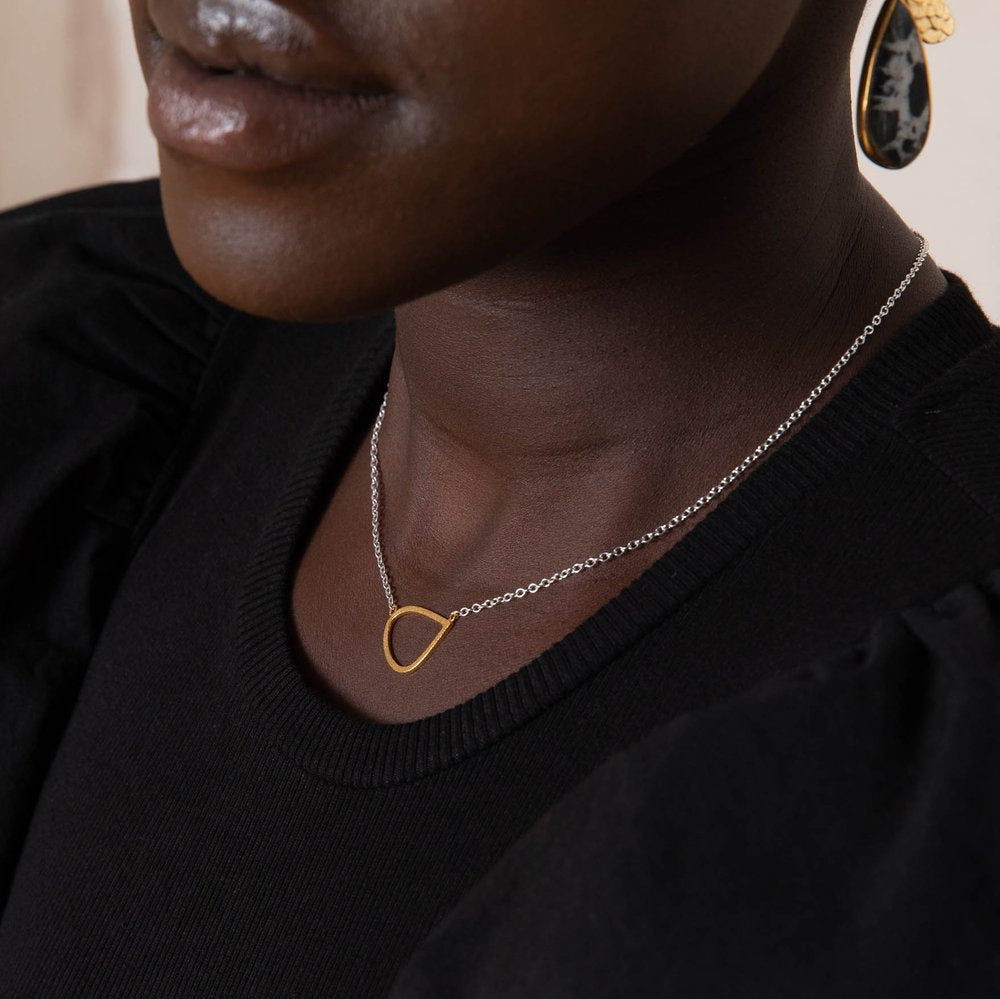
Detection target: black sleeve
<box><xmin>390</xmin><ymin>569</ymin><xmax>1000</xmax><ymax>998</ymax></box>
<box><xmin>0</xmin><ymin>180</ymin><xmax>231</xmax><ymax>904</ymax></box>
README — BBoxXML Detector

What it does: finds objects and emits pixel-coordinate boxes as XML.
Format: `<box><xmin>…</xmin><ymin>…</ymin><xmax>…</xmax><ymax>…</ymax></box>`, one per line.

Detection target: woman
<box><xmin>0</xmin><ymin>0</ymin><xmax>997</xmax><ymax>995</ymax></box>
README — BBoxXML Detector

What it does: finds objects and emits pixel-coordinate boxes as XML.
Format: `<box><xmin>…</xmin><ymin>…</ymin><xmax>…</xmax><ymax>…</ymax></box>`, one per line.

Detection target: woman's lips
<box><xmin>147</xmin><ymin>0</ymin><xmax>391</xmax><ymax>93</ymax></box>
<box><xmin>147</xmin><ymin>43</ymin><xmax>392</xmax><ymax>172</ymax></box>
<box><xmin>143</xmin><ymin>0</ymin><xmax>394</xmax><ymax>171</ymax></box>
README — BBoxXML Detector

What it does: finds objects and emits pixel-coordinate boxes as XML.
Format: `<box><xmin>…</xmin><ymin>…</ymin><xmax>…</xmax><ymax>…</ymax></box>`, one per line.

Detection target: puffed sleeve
<box><xmin>0</xmin><ymin>181</ymin><xmax>231</xmax><ymax>900</ymax></box>
<box><xmin>391</xmin><ymin>569</ymin><xmax>1000</xmax><ymax>998</ymax></box>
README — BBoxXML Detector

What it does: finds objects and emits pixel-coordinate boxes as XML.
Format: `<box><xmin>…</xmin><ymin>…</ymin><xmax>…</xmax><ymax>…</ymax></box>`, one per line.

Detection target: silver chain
<box><xmin>370</xmin><ymin>236</ymin><xmax>928</xmax><ymax>619</ymax></box>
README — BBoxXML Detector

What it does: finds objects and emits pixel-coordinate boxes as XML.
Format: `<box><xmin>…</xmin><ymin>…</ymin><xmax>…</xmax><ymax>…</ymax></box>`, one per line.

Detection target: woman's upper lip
<box><xmin>146</xmin><ymin>0</ymin><xmax>391</xmax><ymax>95</ymax></box>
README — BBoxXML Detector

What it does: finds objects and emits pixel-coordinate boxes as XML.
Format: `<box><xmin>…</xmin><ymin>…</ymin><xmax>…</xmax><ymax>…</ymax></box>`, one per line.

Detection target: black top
<box><xmin>0</xmin><ymin>179</ymin><xmax>998</xmax><ymax>998</ymax></box>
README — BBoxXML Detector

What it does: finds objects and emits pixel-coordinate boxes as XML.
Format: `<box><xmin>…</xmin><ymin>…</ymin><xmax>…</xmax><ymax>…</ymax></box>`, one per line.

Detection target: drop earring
<box><xmin>857</xmin><ymin>0</ymin><xmax>955</xmax><ymax>169</ymax></box>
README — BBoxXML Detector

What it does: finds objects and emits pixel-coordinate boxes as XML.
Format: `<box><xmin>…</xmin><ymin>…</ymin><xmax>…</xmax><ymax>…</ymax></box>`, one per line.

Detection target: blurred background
<box><xmin>0</xmin><ymin>0</ymin><xmax>996</xmax><ymax>318</ymax></box>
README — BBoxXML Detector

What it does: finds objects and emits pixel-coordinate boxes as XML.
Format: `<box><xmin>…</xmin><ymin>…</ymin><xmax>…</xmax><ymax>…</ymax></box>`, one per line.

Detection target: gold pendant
<box><xmin>382</xmin><ymin>605</ymin><xmax>457</xmax><ymax>674</ymax></box>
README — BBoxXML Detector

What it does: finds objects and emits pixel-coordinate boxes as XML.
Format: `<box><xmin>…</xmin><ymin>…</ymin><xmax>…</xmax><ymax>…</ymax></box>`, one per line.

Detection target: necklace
<box><xmin>371</xmin><ymin>237</ymin><xmax>929</xmax><ymax>673</ymax></box>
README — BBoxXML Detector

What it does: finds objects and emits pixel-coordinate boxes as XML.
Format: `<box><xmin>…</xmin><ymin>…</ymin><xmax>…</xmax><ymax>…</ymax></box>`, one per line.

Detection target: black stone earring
<box><xmin>857</xmin><ymin>0</ymin><xmax>955</xmax><ymax>169</ymax></box>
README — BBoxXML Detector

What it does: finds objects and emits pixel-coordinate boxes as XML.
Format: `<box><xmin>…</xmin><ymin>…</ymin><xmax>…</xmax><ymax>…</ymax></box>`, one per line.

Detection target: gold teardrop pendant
<box><xmin>382</xmin><ymin>605</ymin><xmax>457</xmax><ymax>674</ymax></box>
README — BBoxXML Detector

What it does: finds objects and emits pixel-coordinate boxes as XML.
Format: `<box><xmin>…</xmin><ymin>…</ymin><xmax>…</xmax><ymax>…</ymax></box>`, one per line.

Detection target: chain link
<box><xmin>371</xmin><ymin>236</ymin><xmax>929</xmax><ymax>619</ymax></box>
<box><xmin>369</xmin><ymin>407</ymin><xmax>397</xmax><ymax>613</ymax></box>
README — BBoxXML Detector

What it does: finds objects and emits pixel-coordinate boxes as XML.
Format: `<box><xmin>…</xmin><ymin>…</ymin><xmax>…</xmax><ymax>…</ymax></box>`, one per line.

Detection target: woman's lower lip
<box><xmin>147</xmin><ymin>45</ymin><xmax>391</xmax><ymax>171</ymax></box>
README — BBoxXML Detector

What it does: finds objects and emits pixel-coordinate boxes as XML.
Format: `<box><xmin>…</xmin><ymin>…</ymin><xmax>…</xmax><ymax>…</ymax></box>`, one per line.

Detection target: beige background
<box><xmin>0</xmin><ymin>0</ymin><xmax>996</xmax><ymax>319</ymax></box>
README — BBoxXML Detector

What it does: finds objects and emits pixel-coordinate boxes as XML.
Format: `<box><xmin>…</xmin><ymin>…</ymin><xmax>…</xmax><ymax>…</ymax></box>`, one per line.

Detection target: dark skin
<box><xmin>131</xmin><ymin>0</ymin><xmax>946</xmax><ymax>723</ymax></box>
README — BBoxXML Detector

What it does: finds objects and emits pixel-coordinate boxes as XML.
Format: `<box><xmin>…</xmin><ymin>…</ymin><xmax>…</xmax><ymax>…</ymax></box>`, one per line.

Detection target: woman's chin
<box><xmin>158</xmin><ymin>164</ymin><xmax>402</xmax><ymax>323</ymax></box>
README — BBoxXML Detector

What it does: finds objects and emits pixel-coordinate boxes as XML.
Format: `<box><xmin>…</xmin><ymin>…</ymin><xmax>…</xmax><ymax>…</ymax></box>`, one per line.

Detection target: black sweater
<box><xmin>1</xmin><ymin>180</ymin><xmax>998</xmax><ymax>998</ymax></box>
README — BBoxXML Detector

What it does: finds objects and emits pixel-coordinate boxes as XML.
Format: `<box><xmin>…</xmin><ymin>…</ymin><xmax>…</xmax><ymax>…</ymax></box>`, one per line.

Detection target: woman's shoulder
<box><xmin>391</xmin><ymin>567</ymin><xmax>1000</xmax><ymax>998</ymax></box>
<box><xmin>887</xmin><ymin>275</ymin><xmax>1000</xmax><ymax>521</ymax></box>
<box><xmin>0</xmin><ymin>178</ymin><xmax>230</xmax><ymax>369</ymax></box>
<box><xmin>0</xmin><ymin>181</ymin><xmax>245</xmax><ymax>894</ymax></box>
<box><xmin>0</xmin><ymin>179</ymin><xmax>234</xmax><ymax>662</ymax></box>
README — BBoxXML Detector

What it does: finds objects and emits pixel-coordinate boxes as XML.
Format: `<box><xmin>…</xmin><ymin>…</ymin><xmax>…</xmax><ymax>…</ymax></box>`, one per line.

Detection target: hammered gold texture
<box><xmin>901</xmin><ymin>0</ymin><xmax>956</xmax><ymax>43</ymax></box>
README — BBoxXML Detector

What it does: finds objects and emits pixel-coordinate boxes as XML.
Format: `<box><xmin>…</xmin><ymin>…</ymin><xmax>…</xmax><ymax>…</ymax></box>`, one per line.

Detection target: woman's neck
<box><xmin>378</xmin><ymin>68</ymin><xmax>946</xmax><ymax>597</ymax></box>
<box><xmin>291</xmin><ymin>55</ymin><xmax>949</xmax><ymax>722</ymax></box>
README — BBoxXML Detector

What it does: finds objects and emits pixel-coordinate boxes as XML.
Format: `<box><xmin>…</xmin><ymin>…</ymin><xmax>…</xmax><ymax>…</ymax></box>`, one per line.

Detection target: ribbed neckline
<box><xmin>237</xmin><ymin>275</ymin><xmax>995</xmax><ymax>787</ymax></box>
